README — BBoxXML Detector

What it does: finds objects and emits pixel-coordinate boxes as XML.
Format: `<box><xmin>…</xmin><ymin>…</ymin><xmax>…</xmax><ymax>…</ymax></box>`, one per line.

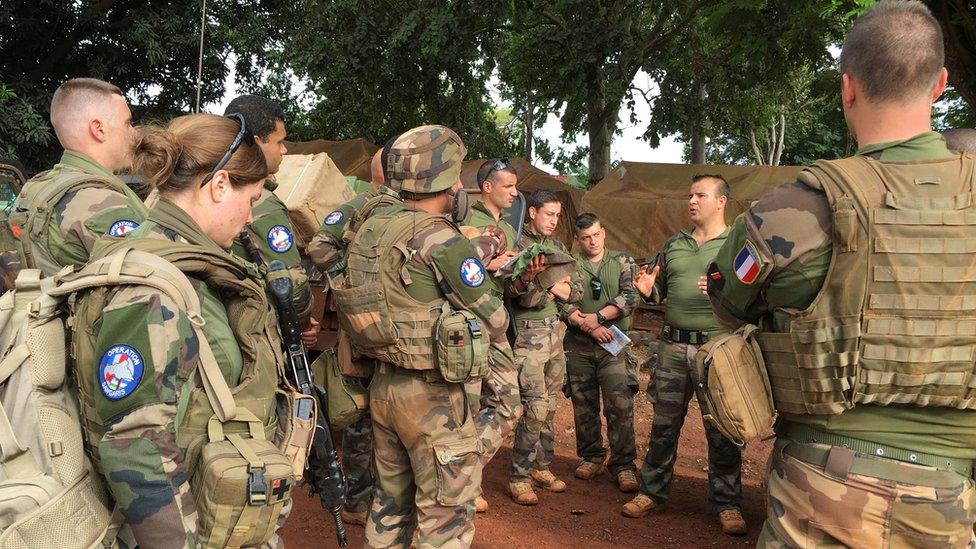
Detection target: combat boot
<box><xmin>530</xmin><ymin>469</ymin><xmax>567</xmax><ymax>492</ymax></box>
<box><xmin>475</xmin><ymin>496</ymin><xmax>489</xmax><ymax>513</ymax></box>
<box><xmin>616</xmin><ymin>469</ymin><xmax>639</xmax><ymax>493</ymax></box>
<box><xmin>507</xmin><ymin>481</ymin><xmax>539</xmax><ymax>505</ymax></box>
<box><xmin>718</xmin><ymin>508</ymin><xmax>747</xmax><ymax>535</ymax></box>
<box><xmin>341</xmin><ymin>507</ymin><xmax>367</xmax><ymax>526</ymax></box>
<box><xmin>621</xmin><ymin>493</ymin><xmax>660</xmax><ymax>518</ymax></box>
<box><xmin>574</xmin><ymin>459</ymin><xmax>604</xmax><ymax>480</ymax></box>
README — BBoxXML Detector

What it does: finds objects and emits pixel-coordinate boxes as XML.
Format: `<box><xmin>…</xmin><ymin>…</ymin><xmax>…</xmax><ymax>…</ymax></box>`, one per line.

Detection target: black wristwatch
<box><xmin>596</xmin><ymin>311</ymin><xmax>607</xmax><ymax>325</ymax></box>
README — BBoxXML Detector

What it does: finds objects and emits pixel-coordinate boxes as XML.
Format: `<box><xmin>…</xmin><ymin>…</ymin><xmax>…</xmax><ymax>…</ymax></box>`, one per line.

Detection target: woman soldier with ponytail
<box><xmin>71</xmin><ymin>113</ymin><xmax>303</xmax><ymax>548</ymax></box>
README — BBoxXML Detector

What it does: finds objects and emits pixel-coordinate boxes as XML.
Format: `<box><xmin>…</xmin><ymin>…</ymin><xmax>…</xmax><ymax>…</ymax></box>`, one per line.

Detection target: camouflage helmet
<box><xmin>386</xmin><ymin>125</ymin><xmax>467</xmax><ymax>194</ymax></box>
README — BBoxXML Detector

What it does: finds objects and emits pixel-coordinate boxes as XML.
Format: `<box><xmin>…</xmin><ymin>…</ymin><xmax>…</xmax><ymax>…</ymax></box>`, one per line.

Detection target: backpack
<box><xmin>0</xmin><ymin>247</ymin><xmax>230</xmax><ymax>547</ymax></box>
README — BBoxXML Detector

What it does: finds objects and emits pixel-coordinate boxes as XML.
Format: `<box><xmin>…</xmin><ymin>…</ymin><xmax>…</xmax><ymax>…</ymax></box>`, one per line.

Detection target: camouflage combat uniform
<box><xmin>707</xmin><ymin>131</ymin><xmax>976</xmax><ymax>546</ymax></box>
<box><xmin>0</xmin><ymin>160</ymin><xmax>25</xmax><ymax>291</ymax></box>
<box><xmin>71</xmin><ymin>198</ymin><xmax>292</xmax><ymax>547</ymax></box>
<box><xmin>13</xmin><ymin>150</ymin><xmax>147</xmax><ymax>276</ymax></box>
<box><xmin>641</xmin><ymin>229</ymin><xmax>743</xmax><ymax>511</ymax></box>
<box><xmin>307</xmin><ymin>185</ymin><xmax>402</xmax><ymax>517</ymax></box>
<box><xmin>507</xmin><ymin>228</ymin><xmax>582</xmax><ymax>484</ymax></box>
<box><xmin>562</xmin><ymin>249</ymin><xmax>639</xmax><ymax>476</ymax></box>
<box><xmin>331</xmin><ymin>126</ymin><xmax>521</xmax><ymax>548</ymax></box>
<box><xmin>231</xmin><ymin>178</ymin><xmax>312</xmax><ymax>322</ymax></box>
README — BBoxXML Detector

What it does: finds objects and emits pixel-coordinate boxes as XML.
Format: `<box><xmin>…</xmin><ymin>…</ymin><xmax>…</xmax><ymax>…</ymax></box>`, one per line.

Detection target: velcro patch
<box><xmin>99</xmin><ymin>344</ymin><xmax>145</xmax><ymax>400</ymax></box>
<box><xmin>733</xmin><ymin>241</ymin><xmax>761</xmax><ymax>285</ymax></box>
<box><xmin>108</xmin><ymin>219</ymin><xmax>139</xmax><ymax>237</ymax></box>
<box><xmin>324</xmin><ymin>210</ymin><xmax>344</xmax><ymax>225</ymax></box>
<box><xmin>267</xmin><ymin>224</ymin><xmax>294</xmax><ymax>253</ymax></box>
<box><xmin>460</xmin><ymin>257</ymin><xmax>486</xmax><ymax>287</ymax></box>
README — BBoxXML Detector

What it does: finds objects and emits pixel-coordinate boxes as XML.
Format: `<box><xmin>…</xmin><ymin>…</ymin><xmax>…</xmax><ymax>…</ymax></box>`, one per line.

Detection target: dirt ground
<box><xmin>282</xmin><ymin>330</ymin><xmax>773</xmax><ymax>548</ymax></box>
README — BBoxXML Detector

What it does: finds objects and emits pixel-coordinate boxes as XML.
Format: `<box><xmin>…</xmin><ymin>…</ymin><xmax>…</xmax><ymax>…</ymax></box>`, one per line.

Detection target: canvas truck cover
<box><xmin>583</xmin><ymin>161</ymin><xmax>803</xmax><ymax>260</ymax></box>
<box><xmin>284</xmin><ymin>138</ymin><xmax>379</xmax><ymax>182</ymax></box>
<box><xmin>273</xmin><ymin>153</ymin><xmax>356</xmax><ymax>247</ymax></box>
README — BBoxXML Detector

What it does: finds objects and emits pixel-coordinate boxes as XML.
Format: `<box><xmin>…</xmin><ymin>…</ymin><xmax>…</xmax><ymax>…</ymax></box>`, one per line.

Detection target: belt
<box><xmin>516</xmin><ymin>317</ymin><xmax>559</xmax><ymax>328</ymax></box>
<box><xmin>780</xmin><ymin>422</ymin><xmax>974</xmax><ymax>480</ymax></box>
<box><xmin>661</xmin><ymin>325</ymin><xmax>713</xmax><ymax>345</ymax></box>
<box><xmin>374</xmin><ymin>362</ymin><xmax>446</xmax><ymax>383</ymax></box>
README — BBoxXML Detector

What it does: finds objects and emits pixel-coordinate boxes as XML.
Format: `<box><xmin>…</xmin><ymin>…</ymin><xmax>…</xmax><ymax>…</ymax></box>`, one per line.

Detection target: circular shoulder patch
<box><xmin>108</xmin><ymin>219</ymin><xmax>139</xmax><ymax>237</ymax></box>
<box><xmin>267</xmin><ymin>224</ymin><xmax>294</xmax><ymax>253</ymax></box>
<box><xmin>324</xmin><ymin>210</ymin><xmax>344</xmax><ymax>226</ymax></box>
<box><xmin>99</xmin><ymin>345</ymin><xmax>145</xmax><ymax>400</ymax></box>
<box><xmin>460</xmin><ymin>257</ymin><xmax>486</xmax><ymax>288</ymax></box>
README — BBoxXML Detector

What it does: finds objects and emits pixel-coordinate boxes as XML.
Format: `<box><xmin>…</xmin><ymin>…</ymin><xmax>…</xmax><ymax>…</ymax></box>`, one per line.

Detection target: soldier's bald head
<box><xmin>840</xmin><ymin>0</ymin><xmax>944</xmax><ymax>104</ymax></box>
<box><xmin>49</xmin><ymin>78</ymin><xmax>135</xmax><ymax>172</ymax></box>
<box><xmin>943</xmin><ymin>129</ymin><xmax>976</xmax><ymax>154</ymax></box>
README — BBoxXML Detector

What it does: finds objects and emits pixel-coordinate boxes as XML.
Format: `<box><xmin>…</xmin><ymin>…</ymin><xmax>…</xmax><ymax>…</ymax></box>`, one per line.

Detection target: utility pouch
<box><xmin>331</xmin><ymin>278</ymin><xmax>398</xmax><ymax>351</ymax></box>
<box><xmin>191</xmin><ymin>410</ymin><xmax>294</xmax><ymax>548</ymax></box>
<box><xmin>694</xmin><ymin>325</ymin><xmax>776</xmax><ymax>447</ymax></box>
<box><xmin>433</xmin><ymin>303</ymin><xmax>489</xmax><ymax>383</ymax></box>
<box><xmin>312</xmin><ymin>348</ymin><xmax>369</xmax><ymax>430</ymax></box>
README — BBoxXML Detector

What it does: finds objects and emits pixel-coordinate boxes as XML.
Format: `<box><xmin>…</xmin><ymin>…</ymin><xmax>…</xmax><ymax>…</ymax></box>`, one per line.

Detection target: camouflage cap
<box><xmin>386</xmin><ymin>125</ymin><xmax>467</xmax><ymax>194</ymax></box>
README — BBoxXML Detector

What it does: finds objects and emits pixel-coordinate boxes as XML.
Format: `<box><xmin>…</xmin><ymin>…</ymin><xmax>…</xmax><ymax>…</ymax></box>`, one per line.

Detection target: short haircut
<box><xmin>574</xmin><ymin>212</ymin><xmax>600</xmax><ymax>234</ymax></box>
<box><xmin>692</xmin><ymin>173</ymin><xmax>730</xmax><ymax>199</ymax></box>
<box><xmin>224</xmin><ymin>94</ymin><xmax>285</xmax><ymax>141</ymax></box>
<box><xmin>527</xmin><ymin>189</ymin><xmax>561</xmax><ymax>211</ymax></box>
<box><xmin>49</xmin><ymin>78</ymin><xmax>124</xmax><ymax>141</ymax></box>
<box><xmin>477</xmin><ymin>158</ymin><xmax>517</xmax><ymax>191</ymax></box>
<box><xmin>942</xmin><ymin>128</ymin><xmax>976</xmax><ymax>154</ymax></box>
<box><xmin>839</xmin><ymin>0</ymin><xmax>944</xmax><ymax>103</ymax></box>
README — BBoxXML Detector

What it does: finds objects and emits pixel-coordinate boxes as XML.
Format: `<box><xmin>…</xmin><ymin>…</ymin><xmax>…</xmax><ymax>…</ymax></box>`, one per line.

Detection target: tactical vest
<box><xmin>331</xmin><ymin>209</ymin><xmax>449</xmax><ymax>370</ymax></box>
<box><xmin>12</xmin><ymin>171</ymin><xmax>146</xmax><ymax>277</ymax></box>
<box><xmin>757</xmin><ymin>154</ymin><xmax>976</xmax><ymax>415</ymax></box>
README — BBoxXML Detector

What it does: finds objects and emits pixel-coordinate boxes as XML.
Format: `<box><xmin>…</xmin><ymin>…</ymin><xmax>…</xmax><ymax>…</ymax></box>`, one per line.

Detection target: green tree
<box><xmin>276</xmin><ymin>0</ymin><xmax>517</xmax><ymax>158</ymax></box>
<box><xmin>0</xmin><ymin>0</ymin><xmax>285</xmax><ymax>172</ymax></box>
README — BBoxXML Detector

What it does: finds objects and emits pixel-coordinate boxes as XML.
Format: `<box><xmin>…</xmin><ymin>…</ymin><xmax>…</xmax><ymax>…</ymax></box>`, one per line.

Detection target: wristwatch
<box><xmin>596</xmin><ymin>311</ymin><xmax>607</xmax><ymax>325</ymax></box>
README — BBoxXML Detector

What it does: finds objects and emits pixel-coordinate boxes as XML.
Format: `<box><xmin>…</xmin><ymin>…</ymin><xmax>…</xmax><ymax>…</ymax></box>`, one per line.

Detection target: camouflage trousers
<box><xmin>564</xmin><ymin>339</ymin><xmax>638</xmax><ymax>475</ymax></box>
<box><xmin>366</xmin><ymin>365</ymin><xmax>482</xmax><ymax>549</ymax></box>
<box><xmin>638</xmin><ymin>341</ymin><xmax>742</xmax><ymax>510</ymax></box>
<box><xmin>758</xmin><ymin>438</ymin><xmax>976</xmax><ymax>548</ymax></box>
<box><xmin>510</xmin><ymin>319</ymin><xmax>566</xmax><ymax>483</ymax></box>
<box><xmin>342</xmin><ymin>412</ymin><xmax>374</xmax><ymax>513</ymax></box>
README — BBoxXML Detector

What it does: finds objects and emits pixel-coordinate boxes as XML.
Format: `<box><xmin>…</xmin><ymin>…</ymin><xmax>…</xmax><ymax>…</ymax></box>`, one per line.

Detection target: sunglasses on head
<box><xmin>477</xmin><ymin>157</ymin><xmax>511</xmax><ymax>186</ymax></box>
<box><xmin>590</xmin><ymin>277</ymin><xmax>603</xmax><ymax>301</ymax></box>
<box><xmin>200</xmin><ymin>113</ymin><xmax>256</xmax><ymax>187</ymax></box>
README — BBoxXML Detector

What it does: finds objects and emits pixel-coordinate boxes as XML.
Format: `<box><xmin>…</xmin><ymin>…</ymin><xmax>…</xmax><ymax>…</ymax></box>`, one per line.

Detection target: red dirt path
<box><xmin>282</xmin><ymin>335</ymin><xmax>773</xmax><ymax>548</ymax></box>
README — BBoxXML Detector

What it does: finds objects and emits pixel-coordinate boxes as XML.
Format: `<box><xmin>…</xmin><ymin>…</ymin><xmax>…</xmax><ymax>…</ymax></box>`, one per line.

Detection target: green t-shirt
<box><xmin>658</xmin><ymin>228</ymin><xmax>729</xmax><ymax>333</ymax></box>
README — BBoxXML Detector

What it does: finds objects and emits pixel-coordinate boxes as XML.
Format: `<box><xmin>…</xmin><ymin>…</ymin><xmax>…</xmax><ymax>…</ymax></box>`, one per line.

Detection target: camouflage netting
<box><xmin>583</xmin><ymin>162</ymin><xmax>804</xmax><ymax>261</ymax></box>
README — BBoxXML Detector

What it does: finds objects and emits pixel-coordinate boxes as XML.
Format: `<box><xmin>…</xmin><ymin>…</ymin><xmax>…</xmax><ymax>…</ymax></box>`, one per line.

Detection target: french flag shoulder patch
<box><xmin>733</xmin><ymin>241</ymin><xmax>762</xmax><ymax>285</ymax></box>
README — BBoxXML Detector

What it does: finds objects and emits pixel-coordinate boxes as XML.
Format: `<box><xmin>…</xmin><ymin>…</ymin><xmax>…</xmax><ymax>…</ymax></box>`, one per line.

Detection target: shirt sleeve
<box><xmin>93</xmin><ymin>287</ymin><xmax>200</xmax><ymax>548</ymax></box>
<box><xmin>611</xmin><ymin>253</ymin><xmax>639</xmax><ymax>316</ymax></box>
<box><xmin>54</xmin><ymin>186</ymin><xmax>138</xmax><ymax>266</ymax></box>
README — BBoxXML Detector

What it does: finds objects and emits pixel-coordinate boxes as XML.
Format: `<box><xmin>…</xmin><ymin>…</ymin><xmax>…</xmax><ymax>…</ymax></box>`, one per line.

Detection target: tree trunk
<box><xmin>772</xmin><ymin>110</ymin><xmax>786</xmax><ymax>166</ymax></box>
<box><xmin>587</xmin><ymin>81</ymin><xmax>613</xmax><ymax>185</ymax></box>
<box><xmin>690</xmin><ymin>83</ymin><xmax>706</xmax><ymax>164</ymax></box>
<box><xmin>524</xmin><ymin>97</ymin><xmax>534</xmax><ymax>163</ymax></box>
<box><xmin>749</xmin><ymin>130</ymin><xmax>764</xmax><ymax>165</ymax></box>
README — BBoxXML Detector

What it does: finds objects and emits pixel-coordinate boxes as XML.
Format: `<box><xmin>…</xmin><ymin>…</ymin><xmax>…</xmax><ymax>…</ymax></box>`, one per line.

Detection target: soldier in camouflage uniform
<box><xmin>225</xmin><ymin>95</ymin><xmax>314</xmax><ymax>336</ymax></box>
<box><xmin>13</xmin><ymin>78</ymin><xmax>147</xmax><ymax>276</ymax></box>
<box><xmin>561</xmin><ymin>213</ymin><xmax>640</xmax><ymax>492</ymax></box>
<box><xmin>506</xmin><ymin>190</ymin><xmax>583</xmax><ymax>506</ymax></box>
<box><xmin>706</xmin><ymin>3</ymin><xmax>976</xmax><ymax>546</ymax></box>
<box><xmin>623</xmin><ymin>175</ymin><xmax>747</xmax><ymax>536</ymax></box>
<box><xmin>0</xmin><ymin>157</ymin><xmax>26</xmax><ymax>291</ymax></box>
<box><xmin>331</xmin><ymin>125</ymin><xmax>521</xmax><ymax>548</ymax></box>
<box><xmin>72</xmin><ymin>113</ymin><xmax>297</xmax><ymax>547</ymax></box>
<box><xmin>307</xmin><ymin>147</ymin><xmax>396</xmax><ymax>527</ymax></box>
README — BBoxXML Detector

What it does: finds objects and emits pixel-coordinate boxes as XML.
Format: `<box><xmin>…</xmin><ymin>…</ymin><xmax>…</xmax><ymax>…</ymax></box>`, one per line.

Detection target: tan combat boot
<box><xmin>574</xmin><ymin>460</ymin><xmax>604</xmax><ymax>480</ymax></box>
<box><xmin>530</xmin><ymin>469</ymin><xmax>567</xmax><ymax>492</ymax></box>
<box><xmin>719</xmin><ymin>508</ymin><xmax>747</xmax><ymax>535</ymax></box>
<box><xmin>341</xmin><ymin>507</ymin><xmax>367</xmax><ymax>526</ymax></box>
<box><xmin>621</xmin><ymin>493</ymin><xmax>660</xmax><ymax>518</ymax></box>
<box><xmin>475</xmin><ymin>496</ymin><xmax>489</xmax><ymax>513</ymax></box>
<box><xmin>507</xmin><ymin>481</ymin><xmax>539</xmax><ymax>505</ymax></box>
<box><xmin>616</xmin><ymin>469</ymin><xmax>639</xmax><ymax>493</ymax></box>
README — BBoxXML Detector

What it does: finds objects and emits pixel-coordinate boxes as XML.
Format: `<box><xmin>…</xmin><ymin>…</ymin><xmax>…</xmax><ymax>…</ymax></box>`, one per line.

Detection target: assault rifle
<box><xmin>241</xmin><ymin>233</ymin><xmax>348</xmax><ymax>547</ymax></box>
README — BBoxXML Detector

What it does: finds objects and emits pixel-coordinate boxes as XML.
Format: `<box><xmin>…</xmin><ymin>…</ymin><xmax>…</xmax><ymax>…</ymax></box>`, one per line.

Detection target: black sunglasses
<box><xmin>590</xmin><ymin>277</ymin><xmax>603</xmax><ymax>301</ymax></box>
<box><xmin>200</xmin><ymin>113</ymin><xmax>256</xmax><ymax>187</ymax></box>
<box><xmin>477</xmin><ymin>157</ymin><xmax>511</xmax><ymax>186</ymax></box>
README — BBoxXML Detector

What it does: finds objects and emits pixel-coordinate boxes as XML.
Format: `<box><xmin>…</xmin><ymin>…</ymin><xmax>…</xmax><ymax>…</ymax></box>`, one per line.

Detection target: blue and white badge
<box><xmin>324</xmin><ymin>210</ymin><xmax>344</xmax><ymax>226</ymax></box>
<box><xmin>267</xmin><ymin>225</ymin><xmax>294</xmax><ymax>253</ymax></box>
<box><xmin>108</xmin><ymin>219</ymin><xmax>139</xmax><ymax>237</ymax></box>
<box><xmin>460</xmin><ymin>257</ymin><xmax>486</xmax><ymax>288</ymax></box>
<box><xmin>99</xmin><ymin>345</ymin><xmax>144</xmax><ymax>400</ymax></box>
